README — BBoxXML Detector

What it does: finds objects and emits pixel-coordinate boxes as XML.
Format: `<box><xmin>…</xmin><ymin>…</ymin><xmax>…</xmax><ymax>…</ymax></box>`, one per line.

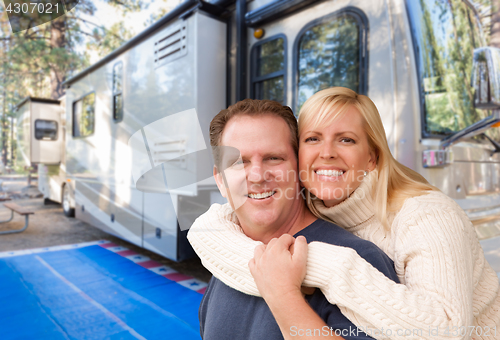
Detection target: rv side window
<box><xmin>251</xmin><ymin>35</ymin><xmax>286</xmax><ymax>103</ymax></box>
<box><xmin>73</xmin><ymin>92</ymin><xmax>95</xmax><ymax>138</ymax></box>
<box><xmin>296</xmin><ymin>11</ymin><xmax>367</xmax><ymax>109</ymax></box>
<box><xmin>407</xmin><ymin>0</ymin><xmax>499</xmax><ymax>141</ymax></box>
<box><xmin>35</xmin><ymin>119</ymin><xmax>58</xmax><ymax>141</ymax></box>
<box><xmin>113</xmin><ymin>61</ymin><xmax>123</xmax><ymax>122</ymax></box>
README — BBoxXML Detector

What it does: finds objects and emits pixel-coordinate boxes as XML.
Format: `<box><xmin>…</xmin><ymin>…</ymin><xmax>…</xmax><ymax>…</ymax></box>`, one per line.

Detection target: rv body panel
<box><xmin>65</xmin><ymin>12</ymin><xmax>226</xmax><ymax>260</ymax></box>
<box><xmin>74</xmin><ymin>180</ymin><xmax>143</xmax><ymax>246</ymax></box>
<box><xmin>66</xmin><ymin>53</ymin><xmax>145</xmax><ymax>248</ymax></box>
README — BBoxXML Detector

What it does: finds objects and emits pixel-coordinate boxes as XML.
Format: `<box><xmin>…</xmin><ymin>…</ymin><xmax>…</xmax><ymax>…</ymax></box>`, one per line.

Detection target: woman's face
<box><xmin>299</xmin><ymin>106</ymin><xmax>377</xmax><ymax>207</ymax></box>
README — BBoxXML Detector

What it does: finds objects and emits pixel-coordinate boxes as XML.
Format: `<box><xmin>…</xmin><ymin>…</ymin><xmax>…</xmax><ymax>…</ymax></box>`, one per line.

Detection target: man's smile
<box><xmin>247</xmin><ymin>190</ymin><xmax>276</xmax><ymax>200</ymax></box>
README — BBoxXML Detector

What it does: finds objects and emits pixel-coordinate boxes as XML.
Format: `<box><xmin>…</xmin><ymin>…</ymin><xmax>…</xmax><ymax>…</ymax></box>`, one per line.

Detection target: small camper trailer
<box><xmin>15</xmin><ymin>97</ymin><xmax>63</xmax><ymax>166</ymax></box>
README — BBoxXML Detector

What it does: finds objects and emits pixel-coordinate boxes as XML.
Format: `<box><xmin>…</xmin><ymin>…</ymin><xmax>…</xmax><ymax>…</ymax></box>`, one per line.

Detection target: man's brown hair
<box><xmin>210</xmin><ymin>99</ymin><xmax>298</xmax><ymax>170</ymax></box>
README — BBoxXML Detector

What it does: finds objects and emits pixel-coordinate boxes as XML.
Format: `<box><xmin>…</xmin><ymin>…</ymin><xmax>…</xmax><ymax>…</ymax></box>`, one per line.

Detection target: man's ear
<box><xmin>214</xmin><ymin>166</ymin><xmax>227</xmax><ymax>198</ymax></box>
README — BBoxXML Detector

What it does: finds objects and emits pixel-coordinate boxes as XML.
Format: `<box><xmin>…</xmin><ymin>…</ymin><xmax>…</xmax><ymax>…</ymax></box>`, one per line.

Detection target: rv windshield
<box><xmin>407</xmin><ymin>0</ymin><xmax>499</xmax><ymax>141</ymax></box>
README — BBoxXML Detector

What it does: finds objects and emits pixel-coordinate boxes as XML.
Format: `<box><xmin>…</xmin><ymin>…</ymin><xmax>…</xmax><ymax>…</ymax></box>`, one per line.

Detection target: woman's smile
<box><xmin>299</xmin><ymin>106</ymin><xmax>376</xmax><ymax>207</ymax></box>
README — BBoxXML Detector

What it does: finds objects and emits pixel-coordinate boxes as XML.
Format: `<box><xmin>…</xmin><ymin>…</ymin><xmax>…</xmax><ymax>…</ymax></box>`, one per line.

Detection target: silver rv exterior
<box><xmin>49</xmin><ymin>0</ymin><xmax>498</xmax><ymax>261</ymax></box>
<box><xmin>63</xmin><ymin>11</ymin><xmax>226</xmax><ymax>261</ymax></box>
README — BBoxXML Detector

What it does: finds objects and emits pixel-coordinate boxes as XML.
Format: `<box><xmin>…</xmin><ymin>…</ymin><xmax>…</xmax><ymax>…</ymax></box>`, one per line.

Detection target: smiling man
<box><xmin>194</xmin><ymin>99</ymin><xmax>398</xmax><ymax>340</ymax></box>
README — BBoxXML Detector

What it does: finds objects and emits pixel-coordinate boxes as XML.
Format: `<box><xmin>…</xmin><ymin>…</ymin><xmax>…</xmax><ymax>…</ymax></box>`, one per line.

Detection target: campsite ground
<box><xmin>0</xmin><ymin>176</ymin><xmax>211</xmax><ymax>282</ymax></box>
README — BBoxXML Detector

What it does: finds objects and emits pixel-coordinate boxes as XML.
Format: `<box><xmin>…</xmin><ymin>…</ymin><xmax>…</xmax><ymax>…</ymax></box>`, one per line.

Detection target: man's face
<box><xmin>214</xmin><ymin>114</ymin><xmax>302</xmax><ymax>236</ymax></box>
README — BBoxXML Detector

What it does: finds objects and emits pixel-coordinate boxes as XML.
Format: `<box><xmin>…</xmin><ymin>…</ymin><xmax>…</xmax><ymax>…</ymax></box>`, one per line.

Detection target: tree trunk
<box><xmin>2</xmin><ymin>39</ymin><xmax>8</xmax><ymax>167</ymax></box>
<box><xmin>1</xmin><ymin>109</ymin><xmax>6</xmax><ymax>167</ymax></box>
<box><xmin>50</xmin><ymin>17</ymin><xmax>66</xmax><ymax>99</ymax></box>
<box><xmin>2</xmin><ymin>84</ymin><xmax>6</xmax><ymax>167</ymax></box>
<box><xmin>491</xmin><ymin>0</ymin><xmax>500</xmax><ymax>48</ymax></box>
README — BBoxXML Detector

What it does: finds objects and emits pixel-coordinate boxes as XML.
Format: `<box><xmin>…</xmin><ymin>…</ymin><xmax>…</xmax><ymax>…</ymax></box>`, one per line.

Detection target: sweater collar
<box><xmin>311</xmin><ymin>169</ymin><xmax>377</xmax><ymax>230</ymax></box>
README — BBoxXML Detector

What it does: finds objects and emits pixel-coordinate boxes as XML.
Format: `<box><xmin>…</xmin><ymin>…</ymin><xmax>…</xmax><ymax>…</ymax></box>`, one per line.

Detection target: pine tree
<box><xmin>0</xmin><ymin>0</ymin><xmax>147</xmax><ymax>165</ymax></box>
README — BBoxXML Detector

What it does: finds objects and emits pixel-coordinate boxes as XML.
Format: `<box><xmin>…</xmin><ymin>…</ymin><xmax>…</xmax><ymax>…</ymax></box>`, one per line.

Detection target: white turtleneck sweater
<box><xmin>187</xmin><ymin>171</ymin><xmax>500</xmax><ymax>340</ymax></box>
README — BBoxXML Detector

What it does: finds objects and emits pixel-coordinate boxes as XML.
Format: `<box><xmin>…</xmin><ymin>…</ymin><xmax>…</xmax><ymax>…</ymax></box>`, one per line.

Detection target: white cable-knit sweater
<box><xmin>187</xmin><ymin>171</ymin><xmax>500</xmax><ymax>340</ymax></box>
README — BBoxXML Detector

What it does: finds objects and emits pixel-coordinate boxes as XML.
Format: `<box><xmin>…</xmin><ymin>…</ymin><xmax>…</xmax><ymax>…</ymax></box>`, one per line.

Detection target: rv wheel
<box><xmin>63</xmin><ymin>185</ymin><xmax>75</xmax><ymax>217</ymax></box>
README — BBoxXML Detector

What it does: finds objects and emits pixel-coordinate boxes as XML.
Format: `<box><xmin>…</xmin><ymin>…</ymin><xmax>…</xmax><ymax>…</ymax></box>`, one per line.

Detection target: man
<box><xmin>195</xmin><ymin>99</ymin><xmax>398</xmax><ymax>340</ymax></box>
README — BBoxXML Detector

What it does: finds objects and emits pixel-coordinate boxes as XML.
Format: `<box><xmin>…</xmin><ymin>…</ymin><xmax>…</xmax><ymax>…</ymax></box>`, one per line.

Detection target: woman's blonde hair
<box><xmin>298</xmin><ymin>87</ymin><xmax>438</xmax><ymax>229</ymax></box>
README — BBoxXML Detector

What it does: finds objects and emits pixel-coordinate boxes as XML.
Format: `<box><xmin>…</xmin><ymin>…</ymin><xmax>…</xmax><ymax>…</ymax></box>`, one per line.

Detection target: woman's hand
<box><xmin>248</xmin><ymin>234</ymin><xmax>308</xmax><ymax>303</ymax></box>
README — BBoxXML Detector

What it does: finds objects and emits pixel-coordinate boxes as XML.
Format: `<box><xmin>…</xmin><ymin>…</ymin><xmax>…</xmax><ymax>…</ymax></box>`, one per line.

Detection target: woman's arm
<box><xmin>187</xmin><ymin>203</ymin><xmax>262</xmax><ymax>296</ymax></box>
<box><xmin>187</xmin><ymin>201</ymin><xmax>490</xmax><ymax>340</ymax></box>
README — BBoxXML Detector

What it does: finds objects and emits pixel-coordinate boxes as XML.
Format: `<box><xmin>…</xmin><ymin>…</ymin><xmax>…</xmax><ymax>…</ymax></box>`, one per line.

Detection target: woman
<box><xmin>188</xmin><ymin>87</ymin><xmax>500</xmax><ymax>339</ymax></box>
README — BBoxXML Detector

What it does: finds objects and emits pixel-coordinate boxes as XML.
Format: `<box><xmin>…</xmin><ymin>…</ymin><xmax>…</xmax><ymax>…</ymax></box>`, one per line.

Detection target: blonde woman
<box><xmin>188</xmin><ymin>87</ymin><xmax>500</xmax><ymax>339</ymax></box>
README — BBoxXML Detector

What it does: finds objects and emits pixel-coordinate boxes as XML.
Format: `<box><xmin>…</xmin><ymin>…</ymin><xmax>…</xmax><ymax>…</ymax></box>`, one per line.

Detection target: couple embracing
<box><xmin>188</xmin><ymin>87</ymin><xmax>500</xmax><ymax>340</ymax></box>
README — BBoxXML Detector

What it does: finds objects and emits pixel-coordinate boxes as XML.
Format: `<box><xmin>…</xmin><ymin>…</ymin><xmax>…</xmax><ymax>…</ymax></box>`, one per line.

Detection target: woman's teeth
<box><xmin>316</xmin><ymin>169</ymin><xmax>344</xmax><ymax>177</ymax></box>
<box><xmin>248</xmin><ymin>191</ymin><xmax>275</xmax><ymax>199</ymax></box>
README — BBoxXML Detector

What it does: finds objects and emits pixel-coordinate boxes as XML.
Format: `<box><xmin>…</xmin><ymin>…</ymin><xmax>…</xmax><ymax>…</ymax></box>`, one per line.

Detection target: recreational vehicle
<box><xmin>20</xmin><ymin>0</ymin><xmax>500</xmax><ymax>261</ymax></box>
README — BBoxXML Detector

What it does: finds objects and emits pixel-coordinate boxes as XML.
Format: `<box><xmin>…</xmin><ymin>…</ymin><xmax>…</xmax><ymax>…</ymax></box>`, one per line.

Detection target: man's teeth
<box><xmin>316</xmin><ymin>169</ymin><xmax>344</xmax><ymax>176</ymax></box>
<box><xmin>248</xmin><ymin>191</ymin><xmax>275</xmax><ymax>199</ymax></box>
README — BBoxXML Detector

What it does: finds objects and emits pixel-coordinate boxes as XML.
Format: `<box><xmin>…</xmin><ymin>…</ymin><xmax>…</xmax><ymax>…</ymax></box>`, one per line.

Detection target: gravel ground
<box><xmin>0</xmin><ymin>176</ymin><xmax>212</xmax><ymax>282</ymax></box>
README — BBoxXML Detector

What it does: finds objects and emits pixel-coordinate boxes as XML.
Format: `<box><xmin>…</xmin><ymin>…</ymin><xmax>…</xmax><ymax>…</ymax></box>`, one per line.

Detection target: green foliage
<box><xmin>144</xmin><ymin>0</ymin><xmax>181</xmax><ymax>26</ymax></box>
<box><xmin>86</xmin><ymin>20</ymin><xmax>135</xmax><ymax>56</ymax></box>
<box><xmin>12</xmin><ymin>163</ymin><xmax>29</xmax><ymax>174</ymax></box>
<box><xmin>0</xmin><ymin>0</ymin><xmax>149</xmax><ymax>166</ymax></box>
<box><xmin>0</xmin><ymin>0</ymin><xmax>147</xmax><ymax>102</ymax></box>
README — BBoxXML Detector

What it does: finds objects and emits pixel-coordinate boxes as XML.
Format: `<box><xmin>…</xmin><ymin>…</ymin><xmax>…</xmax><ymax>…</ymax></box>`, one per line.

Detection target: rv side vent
<box><xmin>152</xmin><ymin>139</ymin><xmax>187</xmax><ymax>169</ymax></box>
<box><xmin>154</xmin><ymin>23</ymin><xmax>187</xmax><ymax>69</ymax></box>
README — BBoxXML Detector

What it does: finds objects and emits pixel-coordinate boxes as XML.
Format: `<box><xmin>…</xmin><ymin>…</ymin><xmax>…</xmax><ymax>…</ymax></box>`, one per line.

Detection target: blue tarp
<box><xmin>0</xmin><ymin>245</ymin><xmax>203</xmax><ymax>340</ymax></box>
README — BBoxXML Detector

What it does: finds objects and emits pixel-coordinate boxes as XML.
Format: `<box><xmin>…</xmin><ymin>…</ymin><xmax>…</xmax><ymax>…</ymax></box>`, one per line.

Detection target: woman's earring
<box><xmin>364</xmin><ymin>170</ymin><xmax>368</xmax><ymax>177</ymax></box>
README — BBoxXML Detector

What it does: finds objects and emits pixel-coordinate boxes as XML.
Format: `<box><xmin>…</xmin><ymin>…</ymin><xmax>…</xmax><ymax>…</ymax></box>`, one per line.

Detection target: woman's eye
<box><xmin>305</xmin><ymin>137</ymin><xmax>318</xmax><ymax>142</ymax></box>
<box><xmin>340</xmin><ymin>137</ymin><xmax>355</xmax><ymax>143</ymax></box>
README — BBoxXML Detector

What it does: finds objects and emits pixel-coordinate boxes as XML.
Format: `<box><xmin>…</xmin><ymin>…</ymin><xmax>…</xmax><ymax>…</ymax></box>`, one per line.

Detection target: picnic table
<box><xmin>0</xmin><ymin>198</ymin><xmax>35</xmax><ymax>235</ymax></box>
